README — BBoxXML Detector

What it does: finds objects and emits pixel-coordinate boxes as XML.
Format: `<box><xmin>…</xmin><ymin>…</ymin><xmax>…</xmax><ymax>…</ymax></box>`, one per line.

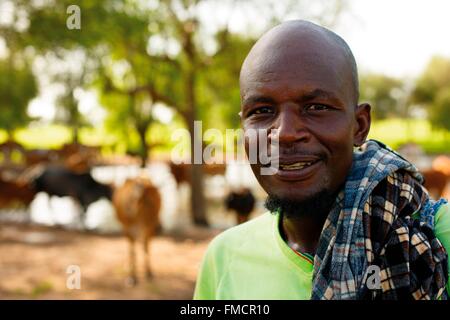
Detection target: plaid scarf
<box><xmin>311</xmin><ymin>140</ymin><xmax>448</xmax><ymax>300</ymax></box>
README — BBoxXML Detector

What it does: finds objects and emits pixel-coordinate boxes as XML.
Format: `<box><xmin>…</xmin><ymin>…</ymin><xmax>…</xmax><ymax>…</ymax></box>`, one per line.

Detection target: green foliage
<box><xmin>24</xmin><ymin>0</ymin><xmax>116</xmax><ymax>50</ymax></box>
<box><xmin>98</xmin><ymin>90</ymin><xmax>146</xmax><ymax>152</ymax></box>
<box><xmin>0</xmin><ymin>59</ymin><xmax>38</xmax><ymax>135</ymax></box>
<box><xmin>55</xmin><ymin>89</ymin><xmax>85</xmax><ymax>127</ymax></box>
<box><xmin>359</xmin><ymin>73</ymin><xmax>404</xmax><ymax>119</ymax></box>
<box><xmin>433</xmin><ymin>89</ymin><xmax>450</xmax><ymax>130</ymax></box>
<box><xmin>413</xmin><ymin>56</ymin><xmax>450</xmax><ymax>131</ymax></box>
<box><xmin>199</xmin><ymin>32</ymin><xmax>256</xmax><ymax>130</ymax></box>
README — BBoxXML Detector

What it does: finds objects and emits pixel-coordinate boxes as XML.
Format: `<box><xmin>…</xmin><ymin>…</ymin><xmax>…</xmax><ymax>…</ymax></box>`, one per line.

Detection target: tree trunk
<box><xmin>6</xmin><ymin>129</ymin><xmax>13</xmax><ymax>141</ymax></box>
<box><xmin>137</xmin><ymin>125</ymin><xmax>149</xmax><ymax>168</ymax></box>
<box><xmin>188</xmin><ymin>123</ymin><xmax>208</xmax><ymax>226</ymax></box>
<box><xmin>186</xmin><ymin>66</ymin><xmax>208</xmax><ymax>226</ymax></box>
<box><xmin>72</xmin><ymin>125</ymin><xmax>79</xmax><ymax>144</ymax></box>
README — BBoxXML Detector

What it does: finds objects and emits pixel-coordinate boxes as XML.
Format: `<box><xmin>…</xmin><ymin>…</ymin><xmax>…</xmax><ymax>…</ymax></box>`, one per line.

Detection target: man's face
<box><xmin>240</xmin><ymin>32</ymin><xmax>370</xmax><ymax>203</ymax></box>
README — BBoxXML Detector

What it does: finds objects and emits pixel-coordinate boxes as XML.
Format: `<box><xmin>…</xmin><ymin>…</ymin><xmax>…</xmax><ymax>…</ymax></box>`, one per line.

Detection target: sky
<box><xmin>5</xmin><ymin>0</ymin><xmax>450</xmax><ymax>121</ymax></box>
<box><xmin>339</xmin><ymin>0</ymin><xmax>450</xmax><ymax>78</ymax></box>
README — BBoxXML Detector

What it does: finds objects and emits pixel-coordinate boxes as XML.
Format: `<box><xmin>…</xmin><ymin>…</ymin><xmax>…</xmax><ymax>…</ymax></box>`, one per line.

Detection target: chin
<box><xmin>261</xmin><ymin>173</ymin><xmax>325</xmax><ymax>197</ymax></box>
<box><xmin>273</xmin><ymin>188</ymin><xmax>321</xmax><ymax>203</ymax></box>
<box><xmin>261</xmin><ymin>180</ymin><xmax>322</xmax><ymax>202</ymax></box>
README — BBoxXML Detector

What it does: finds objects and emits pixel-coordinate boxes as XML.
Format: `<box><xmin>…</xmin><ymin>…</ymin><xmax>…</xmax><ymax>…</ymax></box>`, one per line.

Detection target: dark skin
<box><xmin>240</xmin><ymin>21</ymin><xmax>371</xmax><ymax>255</ymax></box>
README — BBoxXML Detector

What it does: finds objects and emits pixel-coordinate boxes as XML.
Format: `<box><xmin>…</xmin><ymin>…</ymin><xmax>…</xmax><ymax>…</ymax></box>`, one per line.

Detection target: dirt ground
<box><xmin>0</xmin><ymin>222</ymin><xmax>220</xmax><ymax>299</ymax></box>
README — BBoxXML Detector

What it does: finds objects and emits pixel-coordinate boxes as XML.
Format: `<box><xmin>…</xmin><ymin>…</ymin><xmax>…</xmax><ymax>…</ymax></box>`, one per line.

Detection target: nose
<box><xmin>272</xmin><ymin>105</ymin><xmax>310</xmax><ymax>144</ymax></box>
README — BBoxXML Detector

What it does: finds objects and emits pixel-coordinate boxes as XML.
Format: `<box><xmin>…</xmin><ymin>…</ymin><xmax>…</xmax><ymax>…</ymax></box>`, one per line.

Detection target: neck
<box><xmin>265</xmin><ymin>188</ymin><xmax>342</xmax><ymax>256</ymax></box>
<box><xmin>280</xmin><ymin>211</ymin><xmax>328</xmax><ymax>256</ymax></box>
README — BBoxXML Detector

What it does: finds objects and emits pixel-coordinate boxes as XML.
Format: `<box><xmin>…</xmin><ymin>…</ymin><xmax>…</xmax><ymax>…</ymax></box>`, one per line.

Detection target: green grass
<box><xmin>369</xmin><ymin>118</ymin><xmax>450</xmax><ymax>154</ymax></box>
<box><xmin>15</xmin><ymin>124</ymin><xmax>72</xmax><ymax>149</ymax></box>
<box><xmin>30</xmin><ymin>281</ymin><xmax>53</xmax><ymax>298</ymax></box>
<box><xmin>0</xmin><ymin>124</ymin><xmax>119</xmax><ymax>150</ymax></box>
<box><xmin>0</xmin><ymin>123</ymin><xmax>182</xmax><ymax>157</ymax></box>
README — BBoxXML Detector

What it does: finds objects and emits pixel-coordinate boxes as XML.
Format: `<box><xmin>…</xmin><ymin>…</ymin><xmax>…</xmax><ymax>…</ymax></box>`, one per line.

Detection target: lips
<box><xmin>278</xmin><ymin>160</ymin><xmax>319</xmax><ymax>171</ymax></box>
<box><xmin>264</xmin><ymin>155</ymin><xmax>323</xmax><ymax>181</ymax></box>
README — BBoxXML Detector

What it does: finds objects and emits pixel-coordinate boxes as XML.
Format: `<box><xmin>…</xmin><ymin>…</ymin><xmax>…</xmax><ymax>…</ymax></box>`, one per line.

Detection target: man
<box><xmin>194</xmin><ymin>20</ymin><xmax>450</xmax><ymax>300</ymax></box>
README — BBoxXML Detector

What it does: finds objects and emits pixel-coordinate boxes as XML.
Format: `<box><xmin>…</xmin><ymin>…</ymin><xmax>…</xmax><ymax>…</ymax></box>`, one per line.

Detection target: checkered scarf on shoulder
<box><xmin>311</xmin><ymin>140</ymin><xmax>448</xmax><ymax>300</ymax></box>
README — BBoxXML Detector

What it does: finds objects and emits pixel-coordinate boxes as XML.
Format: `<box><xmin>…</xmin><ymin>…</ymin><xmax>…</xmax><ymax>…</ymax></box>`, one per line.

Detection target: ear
<box><xmin>353</xmin><ymin>103</ymin><xmax>371</xmax><ymax>146</ymax></box>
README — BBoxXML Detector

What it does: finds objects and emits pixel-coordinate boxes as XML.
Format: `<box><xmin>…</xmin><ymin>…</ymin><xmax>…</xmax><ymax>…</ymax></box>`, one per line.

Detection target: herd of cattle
<box><xmin>0</xmin><ymin>140</ymin><xmax>256</xmax><ymax>284</ymax></box>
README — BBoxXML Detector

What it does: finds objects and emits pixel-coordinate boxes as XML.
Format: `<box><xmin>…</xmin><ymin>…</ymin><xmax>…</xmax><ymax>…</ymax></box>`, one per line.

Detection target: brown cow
<box><xmin>112</xmin><ymin>177</ymin><xmax>161</xmax><ymax>286</ymax></box>
<box><xmin>24</xmin><ymin>149</ymin><xmax>60</xmax><ymax>167</ymax></box>
<box><xmin>168</xmin><ymin>162</ymin><xmax>227</xmax><ymax>186</ymax></box>
<box><xmin>169</xmin><ymin>162</ymin><xmax>190</xmax><ymax>185</ymax></box>
<box><xmin>57</xmin><ymin>143</ymin><xmax>101</xmax><ymax>172</ymax></box>
<box><xmin>63</xmin><ymin>153</ymin><xmax>91</xmax><ymax>173</ymax></box>
<box><xmin>422</xmin><ymin>169</ymin><xmax>448</xmax><ymax>199</ymax></box>
<box><xmin>432</xmin><ymin>155</ymin><xmax>450</xmax><ymax>176</ymax></box>
<box><xmin>0</xmin><ymin>176</ymin><xmax>36</xmax><ymax>209</ymax></box>
<box><xmin>422</xmin><ymin>155</ymin><xmax>450</xmax><ymax>199</ymax></box>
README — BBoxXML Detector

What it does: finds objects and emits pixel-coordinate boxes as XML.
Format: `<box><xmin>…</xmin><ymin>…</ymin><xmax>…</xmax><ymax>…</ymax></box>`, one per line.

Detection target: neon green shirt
<box><xmin>194</xmin><ymin>203</ymin><xmax>450</xmax><ymax>300</ymax></box>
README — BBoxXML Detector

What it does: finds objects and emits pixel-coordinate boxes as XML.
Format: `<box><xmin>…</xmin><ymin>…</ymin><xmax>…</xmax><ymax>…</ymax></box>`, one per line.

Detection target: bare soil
<box><xmin>0</xmin><ymin>222</ymin><xmax>220</xmax><ymax>300</ymax></box>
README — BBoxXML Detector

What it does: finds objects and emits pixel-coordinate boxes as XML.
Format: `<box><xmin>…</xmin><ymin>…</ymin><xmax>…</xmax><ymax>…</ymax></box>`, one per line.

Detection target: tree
<box><xmin>0</xmin><ymin>59</ymin><xmax>38</xmax><ymax>139</ymax></box>
<box><xmin>98</xmin><ymin>84</ymin><xmax>160</xmax><ymax>168</ymax></box>
<box><xmin>50</xmin><ymin>50</ymin><xmax>95</xmax><ymax>144</ymax></box>
<box><xmin>0</xmin><ymin>2</ymin><xmax>38</xmax><ymax>139</ymax></box>
<box><xmin>433</xmin><ymin>89</ymin><xmax>450</xmax><ymax>131</ymax></box>
<box><xmin>359</xmin><ymin>73</ymin><xmax>405</xmax><ymax>120</ymax></box>
<box><xmin>412</xmin><ymin>56</ymin><xmax>450</xmax><ymax>131</ymax></box>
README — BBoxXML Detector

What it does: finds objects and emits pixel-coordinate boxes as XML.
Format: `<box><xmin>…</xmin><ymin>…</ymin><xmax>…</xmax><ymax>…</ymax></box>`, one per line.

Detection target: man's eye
<box><xmin>251</xmin><ymin>106</ymin><xmax>274</xmax><ymax>115</ymax></box>
<box><xmin>305</xmin><ymin>104</ymin><xmax>330</xmax><ymax>111</ymax></box>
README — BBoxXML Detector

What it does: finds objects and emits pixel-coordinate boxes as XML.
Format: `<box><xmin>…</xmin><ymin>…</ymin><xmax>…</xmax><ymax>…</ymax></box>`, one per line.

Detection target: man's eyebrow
<box><xmin>298</xmin><ymin>89</ymin><xmax>339</xmax><ymax>101</ymax></box>
<box><xmin>242</xmin><ymin>96</ymin><xmax>276</xmax><ymax>107</ymax></box>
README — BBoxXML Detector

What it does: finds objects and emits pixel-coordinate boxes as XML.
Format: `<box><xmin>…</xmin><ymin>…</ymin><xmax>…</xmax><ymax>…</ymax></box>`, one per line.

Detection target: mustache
<box><xmin>263</xmin><ymin>145</ymin><xmax>326</xmax><ymax>158</ymax></box>
<box><xmin>258</xmin><ymin>146</ymin><xmax>326</xmax><ymax>167</ymax></box>
<box><xmin>278</xmin><ymin>148</ymin><xmax>324</xmax><ymax>158</ymax></box>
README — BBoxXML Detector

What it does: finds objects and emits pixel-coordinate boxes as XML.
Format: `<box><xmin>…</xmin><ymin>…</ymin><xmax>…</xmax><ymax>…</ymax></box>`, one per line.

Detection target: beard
<box><xmin>264</xmin><ymin>188</ymin><xmax>339</xmax><ymax>221</ymax></box>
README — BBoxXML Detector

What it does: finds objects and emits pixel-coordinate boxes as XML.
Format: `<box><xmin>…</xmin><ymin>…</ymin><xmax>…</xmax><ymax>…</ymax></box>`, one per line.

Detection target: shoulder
<box><xmin>194</xmin><ymin>211</ymin><xmax>276</xmax><ymax>299</ymax></box>
<box><xmin>435</xmin><ymin>201</ymin><xmax>450</xmax><ymax>231</ymax></box>
<box><xmin>206</xmin><ymin>211</ymin><xmax>275</xmax><ymax>256</ymax></box>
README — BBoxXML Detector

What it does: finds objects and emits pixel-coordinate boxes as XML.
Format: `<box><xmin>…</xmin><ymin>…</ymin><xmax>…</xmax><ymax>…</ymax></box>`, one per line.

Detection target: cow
<box><xmin>112</xmin><ymin>177</ymin><xmax>161</xmax><ymax>286</ymax></box>
<box><xmin>32</xmin><ymin>166</ymin><xmax>112</xmax><ymax>227</ymax></box>
<box><xmin>0</xmin><ymin>176</ymin><xmax>36</xmax><ymax>210</ymax></box>
<box><xmin>422</xmin><ymin>169</ymin><xmax>448</xmax><ymax>199</ymax></box>
<box><xmin>57</xmin><ymin>142</ymin><xmax>101</xmax><ymax>161</ymax></box>
<box><xmin>421</xmin><ymin>155</ymin><xmax>450</xmax><ymax>199</ymax></box>
<box><xmin>432</xmin><ymin>155</ymin><xmax>450</xmax><ymax>176</ymax></box>
<box><xmin>57</xmin><ymin>143</ymin><xmax>102</xmax><ymax>173</ymax></box>
<box><xmin>24</xmin><ymin>143</ymin><xmax>100</xmax><ymax>171</ymax></box>
<box><xmin>168</xmin><ymin>162</ymin><xmax>190</xmax><ymax>186</ymax></box>
<box><xmin>225</xmin><ymin>187</ymin><xmax>256</xmax><ymax>224</ymax></box>
<box><xmin>24</xmin><ymin>149</ymin><xmax>60</xmax><ymax>166</ymax></box>
<box><xmin>168</xmin><ymin>162</ymin><xmax>227</xmax><ymax>186</ymax></box>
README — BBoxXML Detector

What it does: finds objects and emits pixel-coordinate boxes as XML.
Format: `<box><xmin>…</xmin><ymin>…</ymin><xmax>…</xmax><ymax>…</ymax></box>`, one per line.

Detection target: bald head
<box><xmin>240</xmin><ymin>20</ymin><xmax>359</xmax><ymax>105</ymax></box>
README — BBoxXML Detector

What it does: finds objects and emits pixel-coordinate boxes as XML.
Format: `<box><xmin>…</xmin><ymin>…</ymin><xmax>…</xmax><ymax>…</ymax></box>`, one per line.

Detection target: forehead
<box><xmin>240</xmin><ymin>32</ymin><xmax>354</xmax><ymax>105</ymax></box>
